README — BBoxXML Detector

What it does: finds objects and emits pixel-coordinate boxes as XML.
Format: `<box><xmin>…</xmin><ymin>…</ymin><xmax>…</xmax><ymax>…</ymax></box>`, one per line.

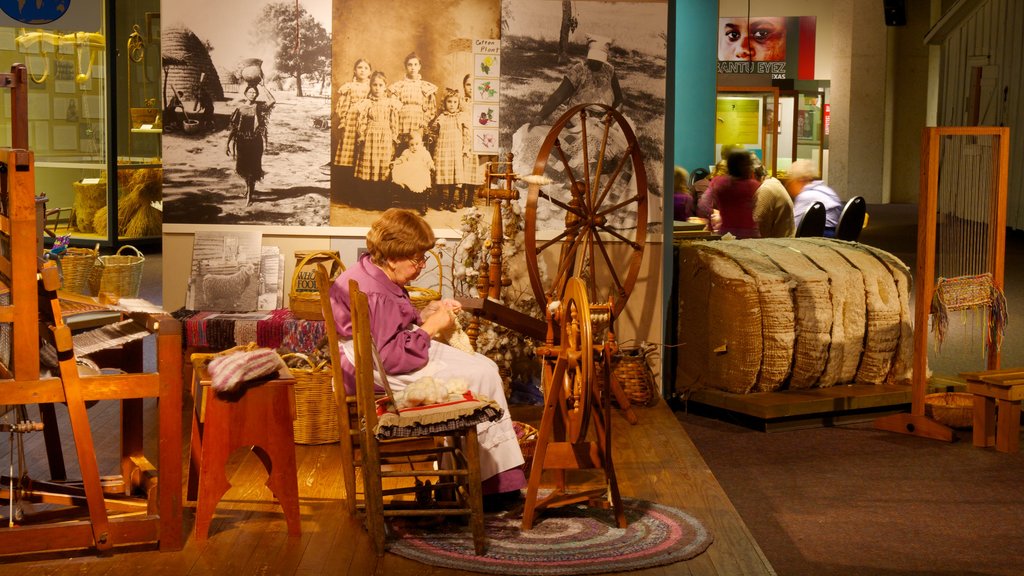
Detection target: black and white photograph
<box><xmin>500</xmin><ymin>0</ymin><xmax>667</xmax><ymax>231</ymax></box>
<box><xmin>185</xmin><ymin>230</ymin><xmax>264</xmax><ymax>311</ymax></box>
<box><xmin>161</xmin><ymin>0</ymin><xmax>332</xmax><ymax>226</ymax></box>
<box><xmin>329</xmin><ymin>0</ymin><xmax>500</xmax><ymax>228</ymax></box>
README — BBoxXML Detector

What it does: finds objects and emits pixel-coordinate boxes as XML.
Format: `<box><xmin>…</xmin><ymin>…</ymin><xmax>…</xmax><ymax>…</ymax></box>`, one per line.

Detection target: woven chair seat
<box><xmin>375</xmin><ymin>395</ymin><xmax>502</xmax><ymax>439</ymax></box>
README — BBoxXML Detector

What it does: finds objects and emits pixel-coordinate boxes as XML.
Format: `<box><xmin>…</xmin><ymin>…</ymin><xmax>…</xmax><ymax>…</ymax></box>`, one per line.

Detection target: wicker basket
<box><xmin>613</xmin><ymin>344</ymin><xmax>658</xmax><ymax>407</ymax></box>
<box><xmin>59</xmin><ymin>245</ymin><xmax>99</xmax><ymax>295</ymax></box>
<box><xmin>408</xmin><ymin>250</ymin><xmax>443</xmax><ymax>310</ymax></box>
<box><xmin>289</xmin><ymin>251</ymin><xmax>346</xmax><ymax>320</ymax></box>
<box><xmin>513</xmin><ymin>421</ymin><xmax>538</xmax><ymax>478</ymax></box>
<box><xmin>282</xmin><ymin>353</ymin><xmax>340</xmax><ymax>445</ymax></box>
<box><xmin>89</xmin><ymin>245</ymin><xmax>145</xmax><ymax>299</ymax></box>
<box><xmin>925</xmin><ymin>392</ymin><xmax>974</xmax><ymax>429</ymax></box>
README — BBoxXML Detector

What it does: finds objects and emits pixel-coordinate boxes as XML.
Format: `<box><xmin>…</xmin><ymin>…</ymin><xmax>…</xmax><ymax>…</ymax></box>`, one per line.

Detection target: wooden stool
<box><xmin>188</xmin><ymin>368</ymin><xmax>300</xmax><ymax>540</ymax></box>
<box><xmin>964</xmin><ymin>369</ymin><xmax>1024</xmax><ymax>453</ymax></box>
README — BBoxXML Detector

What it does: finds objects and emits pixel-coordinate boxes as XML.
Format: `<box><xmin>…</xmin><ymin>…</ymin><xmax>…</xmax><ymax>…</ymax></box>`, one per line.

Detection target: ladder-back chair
<box><xmin>317</xmin><ymin>265</ymin><xmax>498</xmax><ymax>555</ymax></box>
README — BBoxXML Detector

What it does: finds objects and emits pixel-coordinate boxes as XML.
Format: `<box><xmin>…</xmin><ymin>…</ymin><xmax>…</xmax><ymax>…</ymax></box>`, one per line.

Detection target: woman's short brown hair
<box><xmin>365</xmin><ymin>208</ymin><xmax>435</xmax><ymax>264</ymax></box>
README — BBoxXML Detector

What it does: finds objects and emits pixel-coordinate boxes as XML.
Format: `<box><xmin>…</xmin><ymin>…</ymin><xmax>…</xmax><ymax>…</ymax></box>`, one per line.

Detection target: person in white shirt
<box><xmin>785</xmin><ymin>160</ymin><xmax>842</xmax><ymax>237</ymax></box>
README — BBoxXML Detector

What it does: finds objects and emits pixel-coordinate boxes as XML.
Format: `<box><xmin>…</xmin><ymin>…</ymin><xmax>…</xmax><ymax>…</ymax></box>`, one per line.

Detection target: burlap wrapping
<box><xmin>703</xmin><ymin>243</ymin><xmax>795</xmax><ymax>392</ymax></box>
<box><xmin>813</xmin><ymin>240</ymin><xmax>902</xmax><ymax>384</ymax></box>
<box><xmin>851</xmin><ymin>243</ymin><xmax>914</xmax><ymax>385</ymax></box>
<box><xmin>675</xmin><ymin>238</ymin><xmax>911</xmax><ymax>395</ymax></box>
<box><xmin>769</xmin><ymin>240</ymin><xmax>866</xmax><ymax>386</ymax></box>
<box><xmin>676</xmin><ymin>243</ymin><xmax>762</xmax><ymax>394</ymax></box>
<box><xmin>741</xmin><ymin>241</ymin><xmax>832</xmax><ymax>389</ymax></box>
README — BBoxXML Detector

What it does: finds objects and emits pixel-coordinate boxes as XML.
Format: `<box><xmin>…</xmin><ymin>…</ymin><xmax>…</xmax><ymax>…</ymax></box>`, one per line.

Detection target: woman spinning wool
<box><xmin>329</xmin><ymin>209</ymin><xmax>527</xmax><ymax>506</ymax></box>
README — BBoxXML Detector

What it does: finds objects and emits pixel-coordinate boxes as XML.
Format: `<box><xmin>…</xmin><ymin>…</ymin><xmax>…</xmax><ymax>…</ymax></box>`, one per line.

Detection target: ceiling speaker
<box><xmin>884</xmin><ymin>0</ymin><xmax>907</xmax><ymax>26</ymax></box>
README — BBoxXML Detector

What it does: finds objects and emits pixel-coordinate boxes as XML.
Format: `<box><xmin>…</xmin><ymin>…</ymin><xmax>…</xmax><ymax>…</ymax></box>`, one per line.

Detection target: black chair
<box><xmin>689</xmin><ymin>167</ymin><xmax>710</xmax><ymax>188</ymax></box>
<box><xmin>795</xmin><ymin>201</ymin><xmax>827</xmax><ymax>237</ymax></box>
<box><xmin>835</xmin><ymin>196</ymin><xmax>867</xmax><ymax>241</ymax></box>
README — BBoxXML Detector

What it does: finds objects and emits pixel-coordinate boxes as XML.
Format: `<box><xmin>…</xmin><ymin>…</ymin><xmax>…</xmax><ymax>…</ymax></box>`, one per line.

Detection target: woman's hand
<box><xmin>419</xmin><ymin>306</ymin><xmax>454</xmax><ymax>337</ymax></box>
<box><xmin>420</xmin><ymin>298</ymin><xmax>461</xmax><ymax>322</ymax></box>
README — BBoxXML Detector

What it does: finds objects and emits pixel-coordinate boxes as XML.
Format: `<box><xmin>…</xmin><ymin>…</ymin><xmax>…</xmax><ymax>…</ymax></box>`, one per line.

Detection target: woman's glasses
<box><xmin>408</xmin><ymin>254</ymin><xmax>428</xmax><ymax>267</ymax></box>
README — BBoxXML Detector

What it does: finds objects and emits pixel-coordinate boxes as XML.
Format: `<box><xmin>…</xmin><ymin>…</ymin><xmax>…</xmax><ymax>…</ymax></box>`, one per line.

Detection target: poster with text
<box><xmin>716</xmin><ymin>16</ymin><xmax>816</xmax><ymax>80</ymax></box>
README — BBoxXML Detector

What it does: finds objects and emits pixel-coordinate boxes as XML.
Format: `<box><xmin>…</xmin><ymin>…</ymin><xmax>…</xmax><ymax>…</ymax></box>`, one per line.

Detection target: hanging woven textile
<box><xmin>930</xmin><ymin>273</ymin><xmax>1008</xmax><ymax>352</ymax></box>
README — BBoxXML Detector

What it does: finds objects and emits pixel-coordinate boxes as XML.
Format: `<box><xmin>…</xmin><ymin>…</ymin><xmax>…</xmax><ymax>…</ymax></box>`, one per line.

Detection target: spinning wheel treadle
<box><xmin>524</xmin><ymin>102</ymin><xmax>647</xmax><ymax>320</ymax></box>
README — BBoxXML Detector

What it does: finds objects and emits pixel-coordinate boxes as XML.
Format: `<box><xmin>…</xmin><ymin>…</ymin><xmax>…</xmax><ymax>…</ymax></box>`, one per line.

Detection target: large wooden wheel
<box><xmin>524</xmin><ymin>103</ymin><xmax>648</xmax><ymax>319</ymax></box>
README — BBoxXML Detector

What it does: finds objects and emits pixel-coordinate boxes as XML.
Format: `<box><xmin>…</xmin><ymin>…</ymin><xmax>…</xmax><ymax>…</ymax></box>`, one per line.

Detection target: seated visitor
<box><xmin>786</xmin><ymin>159</ymin><xmax>842</xmax><ymax>237</ymax></box>
<box><xmin>752</xmin><ymin>155</ymin><xmax>794</xmax><ymax>238</ymax></box>
<box><xmin>673</xmin><ymin>166</ymin><xmax>695</xmax><ymax>221</ymax></box>
<box><xmin>701</xmin><ymin>150</ymin><xmax>760</xmax><ymax>238</ymax></box>
<box><xmin>328</xmin><ymin>208</ymin><xmax>526</xmax><ymax>505</ymax></box>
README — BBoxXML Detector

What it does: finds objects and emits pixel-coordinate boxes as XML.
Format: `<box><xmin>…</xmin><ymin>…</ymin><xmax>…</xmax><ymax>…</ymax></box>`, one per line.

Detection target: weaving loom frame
<box><xmin>875</xmin><ymin>126</ymin><xmax>1010</xmax><ymax>442</ymax></box>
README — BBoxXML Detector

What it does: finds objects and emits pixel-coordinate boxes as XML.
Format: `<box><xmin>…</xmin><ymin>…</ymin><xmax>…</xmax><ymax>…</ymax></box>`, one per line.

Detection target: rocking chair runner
<box><xmin>316</xmin><ymin>266</ymin><xmax>498</xmax><ymax>556</ymax></box>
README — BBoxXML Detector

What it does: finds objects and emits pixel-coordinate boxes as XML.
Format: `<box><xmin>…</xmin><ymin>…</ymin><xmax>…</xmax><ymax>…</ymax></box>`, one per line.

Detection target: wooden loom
<box><xmin>875</xmin><ymin>126</ymin><xmax>1010</xmax><ymax>441</ymax></box>
<box><xmin>461</xmin><ymin>103</ymin><xmax>647</xmax><ymax>529</ymax></box>
<box><xmin>0</xmin><ymin>64</ymin><xmax>183</xmax><ymax>555</ymax></box>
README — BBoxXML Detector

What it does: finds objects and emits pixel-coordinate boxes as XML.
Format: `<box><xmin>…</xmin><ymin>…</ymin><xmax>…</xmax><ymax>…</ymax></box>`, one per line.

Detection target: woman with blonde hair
<box><xmin>329</xmin><ymin>209</ymin><xmax>527</xmax><ymax>505</ymax></box>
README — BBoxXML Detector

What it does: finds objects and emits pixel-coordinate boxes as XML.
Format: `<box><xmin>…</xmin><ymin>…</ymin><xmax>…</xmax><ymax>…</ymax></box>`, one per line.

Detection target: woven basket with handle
<box><xmin>282</xmin><ymin>352</ymin><xmax>340</xmax><ymax>445</ymax></box>
<box><xmin>89</xmin><ymin>245</ymin><xmax>145</xmax><ymax>299</ymax></box>
<box><xmin>407</xmin><ymin>249</ymin><xmax>443</xmax><ymax>310</ymax></box>
<box><xmin>925</xmin><ymin>392</ymin><xmax>974</xmax><ymax>429</ymax></box>
<box><xmin>612</xmin><ymin>343</ymin><xmax>659</xmax><ymax>407</ymax></box>
<box><xmin>289</xmin><ymin>251</ymin><xmax>345</xmax><ymax>320</ymax></box>
<box><xmin>60</xmin><ymin>244</ymin><xmax>99</xmax><ymax>295</ymax></box>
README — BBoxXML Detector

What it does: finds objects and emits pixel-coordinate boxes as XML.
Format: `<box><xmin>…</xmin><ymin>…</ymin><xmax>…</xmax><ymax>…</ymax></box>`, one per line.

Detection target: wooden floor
<box><xmin>0</xmin><ymin>394</ymin><xmax>774</xmax><ymax>575</ymax></box>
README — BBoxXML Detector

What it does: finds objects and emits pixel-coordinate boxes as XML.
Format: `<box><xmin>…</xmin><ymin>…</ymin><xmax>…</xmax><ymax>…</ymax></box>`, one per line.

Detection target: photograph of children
<box><xmin>329</xmin><ymin>0</ymin><xmax>499</xmax><ymax>228</ymax></box>
<box><xmin>500</xmin><ymin>0</ymin><xmax>667</xmax><ymax>232</ymax></box>
<box><xmin>161</xmin><ymin>0</ymin><xmax>332</xmax><ymax>227</ymax></box>
<box><xmin>717</xmin><ymin>16</ymin><xmax>787</xmax><ymax>62</ymax></box>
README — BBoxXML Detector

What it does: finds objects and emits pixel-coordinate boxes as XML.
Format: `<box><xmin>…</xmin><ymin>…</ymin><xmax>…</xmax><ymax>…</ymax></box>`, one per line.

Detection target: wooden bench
<box><xmin>962</xmin><ymin>369</ymin><xmax>1024</xmax><ymax>453</ymax></box>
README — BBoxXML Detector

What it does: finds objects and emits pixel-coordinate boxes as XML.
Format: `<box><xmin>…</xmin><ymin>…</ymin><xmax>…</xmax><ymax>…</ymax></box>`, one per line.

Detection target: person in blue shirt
<box><xmin>785</xmin><ymin>160</ymin><xmax>842</xmax><ymax>237</ymax></box>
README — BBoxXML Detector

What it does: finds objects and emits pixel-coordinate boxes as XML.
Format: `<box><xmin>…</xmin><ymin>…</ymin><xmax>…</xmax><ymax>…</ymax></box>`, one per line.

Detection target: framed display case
<box><xmin>0</xmin><ymin>0</ymin><xmax>162</xmax><ymax>248</ymax></box>
<box><xmin>715</xmin><ymin>86</ymin><xmax>779</xmax><ymax>176</ymax></box>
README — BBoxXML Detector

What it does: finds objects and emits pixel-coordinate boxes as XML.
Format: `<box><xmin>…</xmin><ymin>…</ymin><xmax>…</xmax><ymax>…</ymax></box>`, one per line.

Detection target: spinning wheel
<box><xmin>524</xmin><ymin>103</ymin><xmax>648</xmax><ymax>319</ymax></box>
<box><xmin>522</xmin><ymin>278</ymin><xmax>624</xmax><ymax>530</ymax></box>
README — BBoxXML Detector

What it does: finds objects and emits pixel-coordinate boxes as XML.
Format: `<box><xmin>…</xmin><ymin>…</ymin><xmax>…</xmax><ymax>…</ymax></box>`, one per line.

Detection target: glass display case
<box><xmin>0</xmin><ymin>0</ymin><xmax>162</xmax><ymax>248</ymax></box>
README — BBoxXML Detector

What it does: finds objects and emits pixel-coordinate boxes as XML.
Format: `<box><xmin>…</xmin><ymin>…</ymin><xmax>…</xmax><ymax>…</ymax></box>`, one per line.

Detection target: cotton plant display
<box><xmin>442</xmin><ymin>204</ymin><xmax>542</xmax><ymax>400</ymax></box>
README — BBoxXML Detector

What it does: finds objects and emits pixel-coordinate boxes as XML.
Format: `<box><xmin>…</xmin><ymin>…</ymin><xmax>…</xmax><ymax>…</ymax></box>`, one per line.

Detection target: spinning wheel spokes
<box><xmin>559</xmin><ymin>277</ymin><xmax>594</xmax><ymax>444</ymax></box>
<box><xmin>525</xmin><ymin>103</ymin><xmax>648</xmax><ymax>319</ymax></box>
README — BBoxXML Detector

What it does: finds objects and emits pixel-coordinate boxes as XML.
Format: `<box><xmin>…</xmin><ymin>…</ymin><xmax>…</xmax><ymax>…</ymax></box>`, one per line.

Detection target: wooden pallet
<box><xmin>683</xmin><ymin>382</ymin><xmax>963</xmax><ymax>432</ymax></box>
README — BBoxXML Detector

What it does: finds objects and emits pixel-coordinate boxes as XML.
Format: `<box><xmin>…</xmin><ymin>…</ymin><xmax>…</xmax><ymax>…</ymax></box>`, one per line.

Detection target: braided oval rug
<box><xmin>388</xmin><ymin>498</ymin><xmax>713</xmax><ymax>575</ymax></box>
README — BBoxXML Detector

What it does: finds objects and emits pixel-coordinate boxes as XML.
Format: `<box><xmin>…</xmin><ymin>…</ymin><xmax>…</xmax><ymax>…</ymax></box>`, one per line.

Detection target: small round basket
<box><xmin>513</xmin><ymin>421</ymin><xmax>538</xmax><ymax>478</ymax></box>
<box><xmin>407</xmin><ymin>250</ymin><xmax>442</xmax><ymax>311</ymax></box>
<box><xmin>925</xmin><ymin>392</ymin><xmax>974</xmax><ymax>429</ymax></box>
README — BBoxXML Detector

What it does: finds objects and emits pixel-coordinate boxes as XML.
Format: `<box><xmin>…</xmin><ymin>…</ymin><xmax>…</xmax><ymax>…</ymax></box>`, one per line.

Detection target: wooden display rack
<box><xmin>0</xmin><ymin>64</ymin><xmax>183</xmax><ymax>555</ymax></box>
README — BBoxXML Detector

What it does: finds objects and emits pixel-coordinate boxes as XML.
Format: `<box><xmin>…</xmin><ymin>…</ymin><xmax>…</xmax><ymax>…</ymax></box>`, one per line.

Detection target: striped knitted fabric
<box><xmin>207</xmin><ymin>347</ymin><xmax>286</xmax><ymax>392</ymax></box>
